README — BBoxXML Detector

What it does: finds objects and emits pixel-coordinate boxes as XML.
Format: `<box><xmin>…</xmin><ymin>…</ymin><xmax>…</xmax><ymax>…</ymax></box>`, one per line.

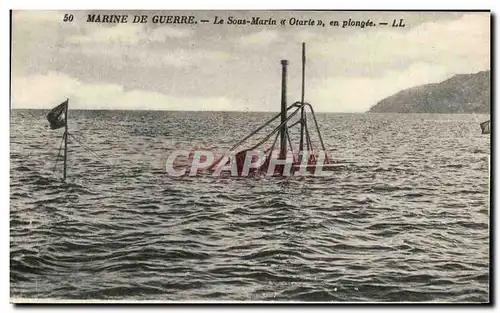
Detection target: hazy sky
<box><xmin>11</xmin><ymin>10</ymin><xmax>490</xmax><ymax>112</ymax></box>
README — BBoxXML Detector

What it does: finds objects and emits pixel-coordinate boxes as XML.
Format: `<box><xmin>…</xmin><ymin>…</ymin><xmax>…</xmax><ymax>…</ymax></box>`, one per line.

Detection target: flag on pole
<box><xmin>47</xmin><ymin>99</ymin><xmax>68</xmax><ymax>130</ymax></box>
<box><xmin>480</xmin><ymin>120</ymin><xmax>490</xmax><ymax>134</ymax></box>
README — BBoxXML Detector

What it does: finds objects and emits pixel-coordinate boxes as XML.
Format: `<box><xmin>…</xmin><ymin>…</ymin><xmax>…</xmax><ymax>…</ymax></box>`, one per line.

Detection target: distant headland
<box><xmin>367</xmin><ymin>70</ymin><xmax>490</xmax><ymax>113</ymax></box>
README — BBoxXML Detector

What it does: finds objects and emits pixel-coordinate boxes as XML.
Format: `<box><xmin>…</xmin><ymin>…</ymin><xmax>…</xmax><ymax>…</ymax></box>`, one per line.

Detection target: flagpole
<box><xmin>63</xmin><ymin>98</ymin><xmax>68</xmax><ymax>182</ymax></box>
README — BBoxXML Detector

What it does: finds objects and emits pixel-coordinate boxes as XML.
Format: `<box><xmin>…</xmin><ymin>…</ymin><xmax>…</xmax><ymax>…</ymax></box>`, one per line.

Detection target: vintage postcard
<box><xmin>10</xmin><ymin>10</ymin><xmax>491</xmax><ymax>303</ymax></box>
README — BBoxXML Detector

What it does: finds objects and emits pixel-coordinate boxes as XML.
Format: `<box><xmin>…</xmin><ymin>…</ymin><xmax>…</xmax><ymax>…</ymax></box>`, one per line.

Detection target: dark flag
<box><xmin>47</xmin><ymin>100</ymin><xmax>68</xmax><ymax>130</ymax></box>
<box><xmin>480</xmin><ymin>120</ymin><xmax>490</xmax><ymax>135</ymax></box>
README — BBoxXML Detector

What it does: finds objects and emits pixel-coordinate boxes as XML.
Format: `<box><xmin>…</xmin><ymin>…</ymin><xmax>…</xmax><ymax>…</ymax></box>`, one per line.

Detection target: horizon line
<box><xmin>9</xmin><ymin>108</ymin><xmax>491</xmax><ymax>115</ymax></box>
<box><xmin>10</xmin><ymin>108</ymin><xmax>369</xmax><ymax>114</ymax></box>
